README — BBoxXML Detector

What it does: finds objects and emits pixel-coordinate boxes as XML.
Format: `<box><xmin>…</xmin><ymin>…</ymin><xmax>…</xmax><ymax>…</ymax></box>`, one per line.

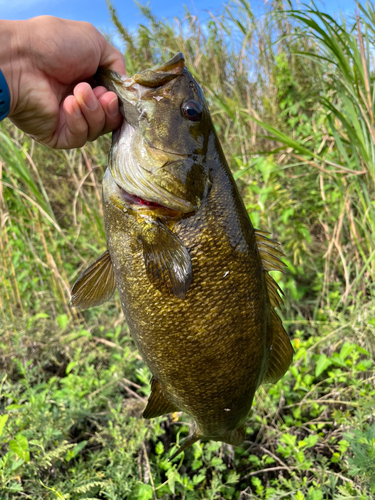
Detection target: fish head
<box><xmin>96</xmin><ymin>53</ymin><xmax>212</xmax><ymax>214</ymax></box>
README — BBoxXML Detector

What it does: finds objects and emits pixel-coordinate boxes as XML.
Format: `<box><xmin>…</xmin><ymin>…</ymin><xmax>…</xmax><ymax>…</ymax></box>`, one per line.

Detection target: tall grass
<box><xmin>0</xmin><ymin>124</ymin><xmax>113</xmax><ymax>323</ymax></box>
<box><xmin>257</xmin><ymin>2</ymin><xmax>375</xmax><ymax>310</ymax></box>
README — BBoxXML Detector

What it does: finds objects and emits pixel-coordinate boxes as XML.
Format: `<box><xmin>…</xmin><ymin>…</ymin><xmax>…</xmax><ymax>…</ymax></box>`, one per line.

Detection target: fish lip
<box><xmin>116</xmin><ymin>183</ymin><xmax>184</xmax><ymax>217</ymax></box>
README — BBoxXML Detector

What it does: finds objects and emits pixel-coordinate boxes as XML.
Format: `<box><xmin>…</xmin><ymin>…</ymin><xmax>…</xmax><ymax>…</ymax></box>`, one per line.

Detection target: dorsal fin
<box><xmin>143</xmin><ymin>378</ymin><xmax>179</xmax><ymax>419</ymax></box>
<box><xmin>254</xmin><ymin>230</ymin><xmax>294</xmax><ymax>383</ymax></box>
<box><xmin>255</xmin><ymin>230</ymin><xmax>287</xmax><ymax>273</ymax></box>
<box><xmin>264</xmin><ymin>310</ymin><xmax>294</xmax><ymax>383</ymax></box>
<box><xmin>70</xmin><ymin>250</ymin><xmax>116</xmax><ymax>310</ymax></box>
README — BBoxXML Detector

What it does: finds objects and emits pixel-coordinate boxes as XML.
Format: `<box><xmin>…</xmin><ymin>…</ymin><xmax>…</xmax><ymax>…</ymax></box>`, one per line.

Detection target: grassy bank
<box><xmin>0</xmin><ymin>1</ymin><xmax>374</xmax><ymax>498</ymax></box>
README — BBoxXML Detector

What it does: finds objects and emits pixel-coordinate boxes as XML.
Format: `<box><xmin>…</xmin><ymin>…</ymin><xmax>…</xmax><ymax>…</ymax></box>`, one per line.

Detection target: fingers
<box><xmin>55</xmin><ymin>83</ymin><xmax>122</xmax><ymax>149</ymax></box>
<box><xmin>97</xmin><ymin>90</ymin><xmax>122</xmax><ymax>135</ymax></box>
<box><xmin>74</xmin><ymin>83</ymin><xmax>105</xmax><ymax>142</ymax></box>
<box><xmin>59</xmin><ymin>95</ymin><xmax>89</xmax><ymax>149</ymax></box>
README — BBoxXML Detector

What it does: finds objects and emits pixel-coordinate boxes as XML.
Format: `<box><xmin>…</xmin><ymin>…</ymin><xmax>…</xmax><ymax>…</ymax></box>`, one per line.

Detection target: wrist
<box><xmin>0</xmin><ymin>20</ymin><xmax>29</xmax><ymax>118</ymax></box>
<box><xmin>0</xmin><ymin>69</ymin><xmax>10</xmax><ymax>120</ymax></box>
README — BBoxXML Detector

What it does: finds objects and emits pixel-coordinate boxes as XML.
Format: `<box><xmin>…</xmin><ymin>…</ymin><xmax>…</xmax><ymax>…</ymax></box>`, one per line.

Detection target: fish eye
<box><xmin>182</xmin><ymin>100</ymin><xmax>203</xmax><ymax>122</ymax></box>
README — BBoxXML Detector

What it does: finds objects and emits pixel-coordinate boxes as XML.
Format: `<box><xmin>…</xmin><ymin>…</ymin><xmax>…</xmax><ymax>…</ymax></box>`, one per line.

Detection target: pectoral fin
<box><xmin>141</xmin><ymin>219</ymin><xmax>193</xmax><ymax>299</ymax></box>
<box><xmin>70</xmin><ymin>250</ymin><xmax>116</xmax><ymax>309</ymax></box>
<box><xmin>143</xmin><ymin>378</ymin><xmax>179</xmax><ymax>419</ymax></box>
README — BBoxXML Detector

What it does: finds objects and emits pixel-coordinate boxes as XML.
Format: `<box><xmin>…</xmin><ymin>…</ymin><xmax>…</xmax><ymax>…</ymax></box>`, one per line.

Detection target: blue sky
<box><xmin>2</xmin><ymin>0</ymin><xmax>360</xmax><ymax>35</ymax></box>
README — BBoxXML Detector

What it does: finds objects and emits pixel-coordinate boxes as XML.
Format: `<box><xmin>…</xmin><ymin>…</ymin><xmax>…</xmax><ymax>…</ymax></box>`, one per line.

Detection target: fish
<box><xmin>70</xmin><ymin>52</ymin><xmax>293</xmax><ymax>458</ymax></box>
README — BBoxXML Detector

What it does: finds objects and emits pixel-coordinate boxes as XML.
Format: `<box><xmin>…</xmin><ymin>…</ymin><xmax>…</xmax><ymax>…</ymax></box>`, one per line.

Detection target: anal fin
<box><xmin>143</xmin><ymin>378</ymin><xmax>179</xmax><ymax>419</ymax></box>
<box><xmin>141</xmin><ymin>218</ymin><xmax>193</xmax><ymax>299</ymax></box>
<box><xmin>70</xmin><ymin>250</ymin><xmax>116</xmax><ymax>310</ymax></box>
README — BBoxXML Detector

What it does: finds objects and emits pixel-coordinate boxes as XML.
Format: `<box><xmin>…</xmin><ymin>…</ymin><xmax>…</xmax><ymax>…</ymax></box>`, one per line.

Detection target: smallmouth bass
<box><xmin>71</xmin><ymin>53</ymin><xmax>293</xmax><ymax>457</ymax></box>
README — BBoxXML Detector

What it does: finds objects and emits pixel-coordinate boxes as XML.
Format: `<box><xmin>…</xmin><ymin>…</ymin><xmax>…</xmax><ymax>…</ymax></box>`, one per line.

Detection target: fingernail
<box><xmin>84</xmin><ymin>86</ymin><xmax>98</xmax><ymax>111</ymax></box>
<box><xmin>107</xmin><ymin>96</ymin><xmax>119</xmax><ymax>117</ymax></box>
<box><xmin>74</xmin><ymin>100</ymin><xmax>83</xmax><ymax>117</ymax></box>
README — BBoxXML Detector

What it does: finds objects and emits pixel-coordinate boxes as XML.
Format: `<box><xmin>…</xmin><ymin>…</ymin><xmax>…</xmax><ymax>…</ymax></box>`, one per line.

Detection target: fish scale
<box><xmin>70</xmin><ymin>52</ymin><xmax>294</xmax><ymax>458</ymax></box>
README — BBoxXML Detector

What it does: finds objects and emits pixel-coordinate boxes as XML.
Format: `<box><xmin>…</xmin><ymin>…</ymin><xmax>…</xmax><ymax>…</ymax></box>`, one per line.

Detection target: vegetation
<box><xmin>0</xmin><ymin>0</ymin><xmax>374</xmax><ymax>498</ymax></box>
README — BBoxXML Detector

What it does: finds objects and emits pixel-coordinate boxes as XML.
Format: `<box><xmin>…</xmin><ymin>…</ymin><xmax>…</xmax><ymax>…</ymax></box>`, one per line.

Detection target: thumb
<box><xmin>98</xmin><ymin>35</ymin><xmax>126</xmax><ymax>75</ymax></box>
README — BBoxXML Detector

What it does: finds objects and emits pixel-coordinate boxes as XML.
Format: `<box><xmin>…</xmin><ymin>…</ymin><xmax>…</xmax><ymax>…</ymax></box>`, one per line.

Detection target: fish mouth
<box><xmin>118</xmin><ymin>184</ymin><xmax>183</xmax><ymax>218</ymax></box>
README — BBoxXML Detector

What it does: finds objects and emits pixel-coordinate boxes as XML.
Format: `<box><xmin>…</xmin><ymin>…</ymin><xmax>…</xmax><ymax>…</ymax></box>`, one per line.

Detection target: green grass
<box><xmin>1</xmin><ymin>0</ymin><xmax>375</xmax><ymax>498</ymax></box>
<box><xmin>0</xmin><ymin>314</ymin><xmax>373</xmax><ymax>498</ymax></box>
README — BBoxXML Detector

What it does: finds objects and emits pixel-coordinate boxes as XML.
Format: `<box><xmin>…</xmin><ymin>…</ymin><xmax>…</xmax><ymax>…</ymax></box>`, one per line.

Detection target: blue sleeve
<box><xmin>0</xmin><ymin>69</ymin><xmax>11</xmax><ymax>121</ymax></box>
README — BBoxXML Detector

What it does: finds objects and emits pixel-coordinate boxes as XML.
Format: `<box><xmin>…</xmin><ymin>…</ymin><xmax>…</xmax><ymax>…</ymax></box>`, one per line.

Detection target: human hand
<box><xmin>1</xmin><ymin>16</ymin><xmax>126</xmax><ymax>149</ymax></box>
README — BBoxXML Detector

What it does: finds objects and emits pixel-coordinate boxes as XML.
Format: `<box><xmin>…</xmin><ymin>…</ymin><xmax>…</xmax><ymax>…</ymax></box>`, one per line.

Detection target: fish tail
<box><xmin>168</xmin><ymin>425</ymin><xmax>246</xmax><ymax>461</ymax></box>
<box><xmin>168</xmin><ymin>431</ymin><xmax>201</xmax><ymax>461</ymax></box>
<box><xmin>219</xmin><ymin>425</ymin><xmax>246</xmax><ymax>446</ymax></box>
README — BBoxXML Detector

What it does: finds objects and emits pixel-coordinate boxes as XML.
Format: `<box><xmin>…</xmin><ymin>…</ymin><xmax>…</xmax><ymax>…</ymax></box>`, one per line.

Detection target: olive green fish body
<box><xmin>71</xmin><ymin>53</ymin><xmax>293</xmax><ymax>453</ymax></box>
<box><xmin>103</xmin><ymin>139</ymin><xmax>271</xmax><ymax>438</ymax></box>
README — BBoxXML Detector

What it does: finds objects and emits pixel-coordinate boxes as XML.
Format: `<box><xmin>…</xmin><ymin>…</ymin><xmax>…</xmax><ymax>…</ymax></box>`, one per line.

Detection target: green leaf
<box><xmin>166</xmin><ymin>468</ymin><xmax>176</xmax><ymax>494</ymax></box>
<box><xmin>5</xmin><ymin>404</ymin><xmax>25</xmax><ymax>411</ymax></box>
<box><xmin>339</xmin><ymin>343</ymin><xmax>356</xmax><ymax>361</ymax></box>
<box><xmin>65</xmin><ymin>362</ymin><xmax>76</xmax><ymax>375</ymax></box>
<box><xmin>192</xmin><ymin>473</ymin><xmax>206</xmax><ymax>485</ymax></box>
<box><xmin>65</xmin><ymin>440</ymin><xmax>87</xmax><ymax>462</ymax></box>
<box><xmin>131</xmin><ymin>484</ymin><xmax>153</xmax><ymax>500</ymax></box>
<box><xmin>315</xmin><ymin>354</ymin><xmax>332</xmax><ymax>377</ymax></box>
<box><xmin>280</xmin><ymin>433</ymin><xmax>297</xmax><ymax>448</ymax></box>
<box><xmin>9</xmin><ymin>434</ymin><xmax>29</xmax><ymax>462</ymax></box>
<box><xmin>226</xmin><ymin>471</ymin><xmax>240</xmax><ymax>484</ymax></box>
<box><xmin>155</xmin><ymin>441</ymin><xmax>164</xmax><ymax>455</ymax></box>
<box><xmin>27</xmin><ymin>313</ymin><xmax>49</xmax><ymax>329</ymax></box>
<box><xmin>300</xmin><ymin>434</ymin><xmax>319</xmax><ymax>449</ymax></box>
<box><xmin>0</xmin><ymin>414</ymin><xmax>8</xmax><ymax>437</ymax></box>
<box><xmin>57</xmin><ymin>314</ymin><xmax>69</xmax><ymax>330</ymax></box>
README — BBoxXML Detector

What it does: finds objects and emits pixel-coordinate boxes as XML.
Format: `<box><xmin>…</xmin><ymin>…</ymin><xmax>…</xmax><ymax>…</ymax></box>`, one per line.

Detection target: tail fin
<box><xmin>168</xmin><ymin>432</ymin><xmax>201</xmax><ymax>461</ymax></box>
<box><xmin>168</xmin><ymin>425</ymin><xmax>246</xmax><ymax>461</ymax></box>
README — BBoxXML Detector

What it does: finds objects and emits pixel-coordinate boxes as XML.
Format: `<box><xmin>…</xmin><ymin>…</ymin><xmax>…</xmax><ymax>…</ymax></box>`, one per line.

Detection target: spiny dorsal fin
<box><xmin>254</xmin><ymin>230</ymin><xmax>293</xmax><ymax>383</ymax></box>
<box><xmin>70</xmin><ymin>250</ymin><xmax>116</xmax><ymax>310</ymax></box>
<box><xmin>255</xmin><ymin>231</ymin><xmax>287</xmax><ymax>273</ymax></box>
<box><xmin>143</xmin><ymin>378</ymin><xmax>179</xmax><ymax>419</ymax></box>
<box><xmin>141</xmin><ymin>219</ymin><xmax>193</xmax><ymax>300</ymax></box>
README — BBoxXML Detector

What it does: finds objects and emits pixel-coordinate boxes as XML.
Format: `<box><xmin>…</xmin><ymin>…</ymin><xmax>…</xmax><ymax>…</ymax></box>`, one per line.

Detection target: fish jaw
<box><xmin>102</xmin><ymin>167</ymin><xmax>184</xmax><ymax>219</ymax></box>
<box><xmin>108</xmin><ymin>120</ymin><xmax>211</xmax><ymax>214</ymax></box>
